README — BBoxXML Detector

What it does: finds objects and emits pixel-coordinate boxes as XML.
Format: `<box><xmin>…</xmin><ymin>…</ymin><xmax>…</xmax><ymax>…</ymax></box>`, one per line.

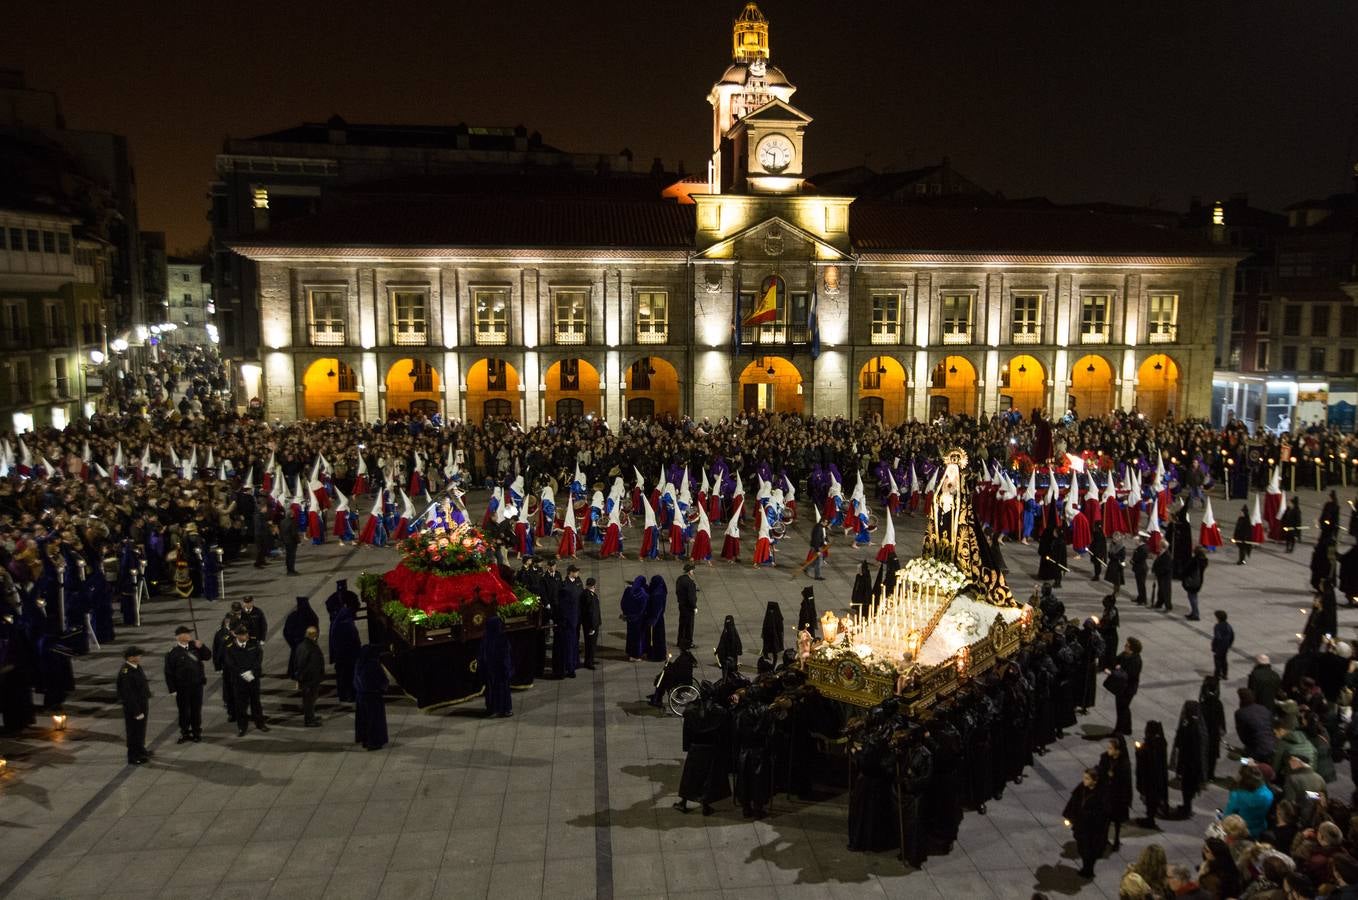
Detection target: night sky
<box><xmin>4</xmin><ymin>1</ymin><xmax>1356</xmax><ymax>251</ymax></box>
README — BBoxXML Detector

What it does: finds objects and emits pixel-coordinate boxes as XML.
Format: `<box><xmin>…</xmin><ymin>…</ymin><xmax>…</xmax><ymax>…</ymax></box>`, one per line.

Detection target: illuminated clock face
<box><xmin>756</xmin><ymin>134</ymin><xmax>795</xmax><ymax>175</ymax></box>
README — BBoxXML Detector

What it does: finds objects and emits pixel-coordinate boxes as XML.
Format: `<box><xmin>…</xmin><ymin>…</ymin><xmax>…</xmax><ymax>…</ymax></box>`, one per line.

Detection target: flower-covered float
<box><xmin>360</xmin><ymin>505</ymin><xmax>542</xmax><ymax>710</ymax></box>
<box><xmin>804</xmin><ymin>449</ymin><xmax>1038</xmax><ymax>712</ymax></box>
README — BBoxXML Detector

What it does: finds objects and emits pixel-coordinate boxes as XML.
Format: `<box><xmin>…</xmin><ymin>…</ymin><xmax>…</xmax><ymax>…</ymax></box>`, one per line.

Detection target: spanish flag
<box><xmin>743</xmin><ymin>275</ymin><xmax>782</xmax><ymax>326</ymax></box>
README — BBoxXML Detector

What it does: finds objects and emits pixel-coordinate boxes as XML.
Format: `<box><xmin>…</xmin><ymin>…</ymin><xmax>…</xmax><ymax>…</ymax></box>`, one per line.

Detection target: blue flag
<box><xmin>808</xmin><ymin>285</ymin><xmax>821</xmax><ymax>360</ymax></box>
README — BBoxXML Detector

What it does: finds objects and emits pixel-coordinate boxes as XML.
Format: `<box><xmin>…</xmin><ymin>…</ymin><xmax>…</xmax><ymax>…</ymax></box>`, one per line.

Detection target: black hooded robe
<box><xmin>760</xmin><ymin>602</ymin><xmax>784</xmax><ymax>661</ymax></box>
<box><xmin>352</xmin><ymin>646</ymin><xmax>389</xmax><ymax>750</ymax></box>
<box><xmin>847</xmin><ymin>734</ymin><xmax>898</xmax><ymax>851</ymax></box>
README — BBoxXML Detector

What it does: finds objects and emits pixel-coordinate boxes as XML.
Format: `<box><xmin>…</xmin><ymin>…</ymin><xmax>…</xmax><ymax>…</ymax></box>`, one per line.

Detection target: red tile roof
<box><xmin>246</xmin><ymin>196</ymin><xmax>697</xmax><ymax>249</ymax></box>
<box><xmin>849</xmin><ymin>202</ymin><xmax>1228</xmax><ymax>255</ymax></box>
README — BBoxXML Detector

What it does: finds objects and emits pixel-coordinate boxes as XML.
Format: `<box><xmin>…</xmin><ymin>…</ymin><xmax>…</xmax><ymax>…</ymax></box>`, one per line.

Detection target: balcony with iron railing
<box><xmin>554</xmin><ymin>327</ymin><xmax>588</xmax><ymax>346</ymax></box>
<box><xmin>392</xmin><ymin>325</ymin><xmax>427</xmax><ymax>346</ymax></box>
<box><xmin>474</xmin><ymin>326</ymin><xmax>508</xmax><ymax>346</ymax></box>
<box><xmin>739</xmin><ymin>322</ymin><xmax>809</xmax><ymax>346</ymax></box>
<box><xmin>310</xmin><ymin>326</ymin><xmax>345</xmax><ymax>346</ymax></box>
<box><xmin>635</xmin><ymin>327</ymin><xmax>668</xmax><ymax>345</ymax></box>
<box><xmin>870</xmin><ymin>327</ymin><xmax>901</xmax><ymax>345</ymax></box>
<box><xmin>1147</xmin><ymin>325</ymin><xmax>1177</xmax><ymax>343</ymax></box>
<box><xmin>1080</xmin><ymin>329</ymin><xmax>1109</xmax><ymax>344</ymax></box>
<box><xmin>1011</xmin><ymin>331</ymin><xmax>1041</xmax><ymax>345</ymax></box>
<box><xmin>941</xmin><ymin>330</ymin><xmax>971</xmax><ymax>345</ymax></box>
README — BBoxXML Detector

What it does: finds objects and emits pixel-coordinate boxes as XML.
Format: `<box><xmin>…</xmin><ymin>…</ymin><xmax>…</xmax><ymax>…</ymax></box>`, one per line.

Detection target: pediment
<box><xmin>695</xmin><ymin>214</ymin><xmax>849</xmax><ymax>261</ymax></box>
<box><xmin>726</xmin><ymin>97</ymin><xmax>813</xmax><ymax>136</ymax></box>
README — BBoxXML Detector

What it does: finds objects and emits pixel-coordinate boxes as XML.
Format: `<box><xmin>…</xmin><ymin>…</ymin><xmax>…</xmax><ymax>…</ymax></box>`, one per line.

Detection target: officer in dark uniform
<box><xmin>224</xmin><ymin>626</ymin><xmax>269</xmax><ymax>736</ymax></box>
<box><xmin>238</xmin><ymin>595</ymin><xmax>268</xmax><ymax>642</ymax></box>
<box><xmin>116</xmin><ymin>646</ymin><xmax>151</xmax><ymax>764</ymax></box>
<box><xmin>164</xmin><ymin>625</ymin><xmax>212</xmax><ymax>743</ymax></box>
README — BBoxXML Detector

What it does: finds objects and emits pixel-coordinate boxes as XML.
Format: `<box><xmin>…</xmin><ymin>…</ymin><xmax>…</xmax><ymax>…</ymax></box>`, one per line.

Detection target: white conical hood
<box><xmin>1202</xmin><ymin>496</ymin><xmax>1216</xmax><ymax>527</ymax></box>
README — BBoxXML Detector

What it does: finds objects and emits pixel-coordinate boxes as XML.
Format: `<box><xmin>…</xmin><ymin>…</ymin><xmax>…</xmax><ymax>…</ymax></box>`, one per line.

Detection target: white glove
<box><xmin>135</xmin><ymin>713</ymin><xmax>145</xmax><ymax>720</ymax></box>
<box><xmin>241</xmin><ymin>671</ymin><xmax>255</xmax><ymax>683</ymax></box>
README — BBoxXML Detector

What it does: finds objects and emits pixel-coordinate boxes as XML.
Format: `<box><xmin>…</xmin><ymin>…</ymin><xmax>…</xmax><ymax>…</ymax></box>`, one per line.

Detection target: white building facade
<box><xmin>234</xmin><ymin>4</ymin><xmax>1240</xmax><ymax>426</ymax></box>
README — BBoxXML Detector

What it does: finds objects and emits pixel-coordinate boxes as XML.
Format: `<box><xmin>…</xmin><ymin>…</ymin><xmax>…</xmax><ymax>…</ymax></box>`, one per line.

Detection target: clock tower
<box><xmin>707</xmin><ymin>3</ymin><xmax>809</xmax><ymax>195</ymax></box>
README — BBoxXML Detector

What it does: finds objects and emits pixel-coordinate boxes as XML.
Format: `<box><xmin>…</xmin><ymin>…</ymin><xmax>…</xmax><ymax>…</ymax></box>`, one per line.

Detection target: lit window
<box><xmin>473</xmin><ymin>289</ymin><xmax>509</xmax><ymax>345</ymax></box>
<box><xmin>1080</xmin><ymin>295</ymin><xmax>1110</xmax><ymax>343</ymax></box>
<box><xmin>870</xmin><ymin>293</ymin><xmax>902</xmax><ymax>345</ymax></box>
<box><xmin>1212</xmin><ymin>202</ymin><xmax>1225</xmax><ymax>226</ymax></box>
<box><xmin>252</xmin><ymin>186</ymin><xmax>269</xmax><ymax>209</ymax></box>
<box><xmin>635</xmin><ymin>291</ymin><xmax>668</xmax><ymax>344</ymax></box>
<box><xmin>307</xmin><ymin>288</ymin><xmax>346</xmax><ymax>345</ymax></box>
<box><xmin>390</xmin><ymin>289</ymin><xmax>428</xmax><ymax>345</ymax></box>
<box><xmin>1011</xmin><ymin>293</ymin><xmax>1042</xmax><ymax>344</ymax></box>
<box><xmin>940</xmin><ymin>292</ymin><xmax>973</xmax><ymax>344</ymax></box>
<box><xmin>553</xmin><ymin>290</ymin><xmax>589</xmax><ymax>345</ymax></box>
<box><xmin>1147</xmin><ymin>293</ymin><xmax>1178</xmax><ymax>343</ymax></box>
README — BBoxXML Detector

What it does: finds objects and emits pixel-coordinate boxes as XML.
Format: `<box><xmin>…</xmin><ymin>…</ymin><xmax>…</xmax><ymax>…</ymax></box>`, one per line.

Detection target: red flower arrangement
<box><xmin>382</xmin><ymin>522</ymin><xmax>522</xmax><ymax>617</ymax></box>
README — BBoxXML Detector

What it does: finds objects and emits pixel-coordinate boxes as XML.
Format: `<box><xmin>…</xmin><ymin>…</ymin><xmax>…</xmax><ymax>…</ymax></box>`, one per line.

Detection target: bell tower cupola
<box><xmin>732</xmin><ymin>3</ymin><xmax>770</xmax><ymax>62</ymax></box>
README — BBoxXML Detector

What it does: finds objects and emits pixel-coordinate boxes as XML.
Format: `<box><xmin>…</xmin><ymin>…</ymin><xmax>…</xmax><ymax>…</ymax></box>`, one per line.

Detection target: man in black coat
<box><xmin>223</xmin><ymin>626</ymin><xmax>269</xmax><ymax>736</ymax></box>
<box><xmin>238</xmin><ymin>595</ymin><xmax>267</xmax><ymax>642</ymax></box>
<box><xmin>1282</xmin><ymin>497</ymin><xmax>1302</xmax><ymax>553</ymax></box>
<box><xmin>807</xmin><ymin>515</ymin><xmax>827</xmax><ymax>580</ymax></box>
<box><xmin>279</xmin><ymin>512</ymin><xmax>300</xmax><ymax>575</ymax></box>
<box><xmin>1151</xmin><ymin>547</ymin><xmax>1173</xmax><ymax>611</ymax></box>
<box><xmin>164</xmin><ymin>625</ymin><xmax>211</xmax><ymax>743</ymax></box>
<box><xmin>579</xmin><ymin>577</ymin><xmax>602</xmax><ymax>669</ymax></box>
<box><xmin>553</xmin><ymin>566</ymin><xmax>581</xmax><ymax>679</ymax></box>
<box><xmin>1234</xmin><ymin>687</ymin><xmax>1276</xmax><ymax>761</ymax></box>
<box><xmin>1246</xmin><ymin>654</ymin><xmax>1281</xmax><ymax>711</ymax></box>
<box><xmin>1131</xmin><ymin>542</ymin><xmax>1150</xmax><ymax>605</ymax></box>
<box><xmin>293</xmin><ymin>626</ymin><xmax>325</xmax><ymax>726</ymax></box>
<box><xmin>676</xmin><ymin>564</ymin><xmax>699</xmax><ymax>650</ymax></box>
<box><xmin>1233</xmin><ymin>506</ymin><xmax>1253</xmax><ymax>565</ymax></box>
<box><xmin>116</xmin><ymin>646</ymin><xmax>151</xmax><ymax>764</ymax></box>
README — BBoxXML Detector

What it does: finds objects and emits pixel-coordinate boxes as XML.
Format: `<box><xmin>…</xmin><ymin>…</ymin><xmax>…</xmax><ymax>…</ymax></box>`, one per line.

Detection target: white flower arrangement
<box><xmin>902</xmin><ymin>556</ymin><xmax>967</xmax><ymax>594</ymax></box>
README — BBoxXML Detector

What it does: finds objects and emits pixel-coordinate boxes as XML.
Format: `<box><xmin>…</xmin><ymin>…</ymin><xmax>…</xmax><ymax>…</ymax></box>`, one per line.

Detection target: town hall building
<box><xmin>231</xmin><ymin>3</ymin><xmax>1240</xmax><ymax>426</ymax></box>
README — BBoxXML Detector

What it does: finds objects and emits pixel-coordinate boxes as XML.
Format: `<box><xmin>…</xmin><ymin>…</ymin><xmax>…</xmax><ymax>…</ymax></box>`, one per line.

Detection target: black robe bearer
<box><xmin>353</xmin><ymin>645</ymin><xmax>389</xmax><ymax>750</ymax></box>
<box><xmin>1135</xmin><ymin>720</ymin><xmax>1170</xmax><ymax>823</ymax></box>
<box><xmin>1063</xmin><ymin>774</ymin><xmax>1109</xmax><ymax>878</ymax></box>
<box><xmin>733</xmin><ymin>700</ymin><xmax>773</xmax><ymax>818</ymax></box>
<box><xmin>924</xmin><ymin>718</ymin><xmax>965</xmax><ymax>853</ymax></box>
<box><xmin>896</xmin><ymin>731</ymin><xmax>933</xmax><ymax>868</ymax></box>
<box><xmin>847</xmin><ymin>732</ymin><xmax>898</xmax><ymax>851</ymax></box>
<box><xmin>760</xmin><ymin>602</ymin><xmax>784</xmax><ymax>662</ymax></box>
<box><xmin>677</xmin><ymin>697</ymin><xmax>732</xmax><ymax>809</ymax></box>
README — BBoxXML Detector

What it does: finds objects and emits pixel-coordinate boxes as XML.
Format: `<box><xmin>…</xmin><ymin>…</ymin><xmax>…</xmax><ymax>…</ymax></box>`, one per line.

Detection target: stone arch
<box><xmin>465</xmin><ymin>358</ymin><xmax>520</xmax><ymax>424</ymax></box>
<box><xmin>1136</xmin><ymin>353</ymin><xmax>1180</xmax><ymax>422</ymax></box>
<box><xmin>928</xmin><ymin>355</ymin><xmax>977</xmax><ymax>418</ymax></box>
<box><xmin>624</xmin><ymin>355</ymin><xmax>681</xmax><ymax>420</ymax></box>
<box><xmin>738</xmin><ymin>356</ymin><xmax>803</xmax><ymax>414</ymax></box>
<box><xmin>302</xmin><ymin>357</ymin><xmax>362</xmax><ymax>420</ymax></box>
<box><xmin>1000</xmin><ymin>354</ymin><xmax>1045</xmax><ymax>418</ymax></box>
<box><xmin>1070</xmin><ymin>354</ymin><xmax>1115</xmax><ymax>418</ymax></box>
<box><xmin>543</xmin><ymin>357</ymin><xmax>602</xmax><ymax>421</ymax></box>
<box><xmin>385</xmin><ymin>358</ymin><xmax>441</xmax><ymax>418</ymax></box>
<box><xmin>857</xmin><ymin>355</ymin><xmax>911</xmax><ymax>425</ymax></box>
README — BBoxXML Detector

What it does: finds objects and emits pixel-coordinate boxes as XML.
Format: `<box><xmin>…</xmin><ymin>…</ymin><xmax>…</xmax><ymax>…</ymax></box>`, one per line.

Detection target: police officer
<box><xmin>164</xmin><ymin>625</ymin><xmax>212</xmax><ymax>743</ymax></box>
<box><xmin>116</xmin><ymin>646</ymin><xmax>151</xmax><ymax>765</ymax></box>
<box><xmin>238</xmin><ymin>595</ymin><xmax>268</xmax><ymax>642</ymax></box>
<box><xmin>224</xmin><ymin>626</ymin><xmax>269</xmax><ymax>736</ymax></box>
